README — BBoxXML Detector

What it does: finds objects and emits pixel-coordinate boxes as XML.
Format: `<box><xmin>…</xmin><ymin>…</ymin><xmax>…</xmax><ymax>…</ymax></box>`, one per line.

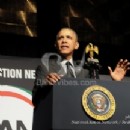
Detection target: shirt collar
<box><xmin>61</xmin><ymin>58</ymin><xmax>74</xmax><ymax>67</ymax></box>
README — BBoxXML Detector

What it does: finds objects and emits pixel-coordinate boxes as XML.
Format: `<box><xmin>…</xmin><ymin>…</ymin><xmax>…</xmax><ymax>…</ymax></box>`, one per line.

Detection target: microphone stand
<box><xmin>85</xmin><ymin>58</ymin><xmax>101</xmax><ymax>79</ymax></box>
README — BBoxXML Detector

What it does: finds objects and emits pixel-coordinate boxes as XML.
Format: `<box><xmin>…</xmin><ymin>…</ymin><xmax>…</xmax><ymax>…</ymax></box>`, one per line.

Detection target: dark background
<box><xmin>0</xmin><ymin>0</ymin><xmax>130</xmax><ymax>76</ymax></box>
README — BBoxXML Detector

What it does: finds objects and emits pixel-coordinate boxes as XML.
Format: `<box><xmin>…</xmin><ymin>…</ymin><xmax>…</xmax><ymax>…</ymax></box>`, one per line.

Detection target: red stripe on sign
<box><xmin>0</xmin><ymin>91</ymin><xmax>34</xmax><ymax>107</ymax></box>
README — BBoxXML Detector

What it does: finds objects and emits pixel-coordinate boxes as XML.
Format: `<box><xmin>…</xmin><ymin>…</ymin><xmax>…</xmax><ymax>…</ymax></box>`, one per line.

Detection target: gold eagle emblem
<box><xmin>85</xmin><ymin>43</ymin><xmax>99</xmax><ymax>58</ymax></box>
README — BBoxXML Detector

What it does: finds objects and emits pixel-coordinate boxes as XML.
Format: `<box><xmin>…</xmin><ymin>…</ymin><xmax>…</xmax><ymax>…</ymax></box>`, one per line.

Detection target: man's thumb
<box><xmin>108</xmin><ymin>66</ymin><xmax>112</xmax><ymax>73</ymax></box>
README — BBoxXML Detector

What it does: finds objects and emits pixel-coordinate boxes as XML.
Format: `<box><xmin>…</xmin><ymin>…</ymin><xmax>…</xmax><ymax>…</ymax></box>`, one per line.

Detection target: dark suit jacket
<box><xmin>32</xmin><ymin>58</ymin><xmax>90</xmax><ymax>107</ymax></box>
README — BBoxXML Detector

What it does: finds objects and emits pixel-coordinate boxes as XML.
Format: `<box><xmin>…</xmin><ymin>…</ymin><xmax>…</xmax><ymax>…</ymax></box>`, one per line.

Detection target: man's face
<box><xmin>55</xmin><ymin>28</ymin><xmax>79</xmax><ymax>58</ymax></box>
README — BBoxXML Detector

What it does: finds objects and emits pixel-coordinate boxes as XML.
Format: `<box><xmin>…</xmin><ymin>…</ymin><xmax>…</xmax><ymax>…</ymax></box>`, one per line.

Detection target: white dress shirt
<box><xmin>60</xmin><ymin>58</ymin><xmax>76</xmax><ymax>78</ymax></box>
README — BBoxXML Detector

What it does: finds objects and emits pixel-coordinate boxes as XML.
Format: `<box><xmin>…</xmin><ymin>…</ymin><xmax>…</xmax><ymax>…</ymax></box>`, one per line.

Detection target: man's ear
<box><xmin>75</xmin><ymin>42</ymin><xmax>79</xmax><ymax>50</ymax></box>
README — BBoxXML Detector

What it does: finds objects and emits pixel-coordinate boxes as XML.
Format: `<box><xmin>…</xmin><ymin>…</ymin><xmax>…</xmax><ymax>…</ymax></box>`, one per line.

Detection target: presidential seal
<box><xmin>82</xmin><ymin>85</ymin><xmax>116</xmax><ymax>121</ymax></box>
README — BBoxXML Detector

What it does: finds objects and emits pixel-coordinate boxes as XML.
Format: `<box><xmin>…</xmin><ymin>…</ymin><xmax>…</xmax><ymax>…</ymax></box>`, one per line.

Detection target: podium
<box><xmin>32</xmin><ymin>78</ymin><xmax>130</xmax><ymax>130</ymax></box>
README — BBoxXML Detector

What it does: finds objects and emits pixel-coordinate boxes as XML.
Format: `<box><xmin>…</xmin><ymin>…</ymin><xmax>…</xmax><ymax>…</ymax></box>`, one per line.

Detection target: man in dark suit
<box><xmin>32</xmin><ymin>27</ymin><xmax>130</xmax><ymax>106</ymax></box>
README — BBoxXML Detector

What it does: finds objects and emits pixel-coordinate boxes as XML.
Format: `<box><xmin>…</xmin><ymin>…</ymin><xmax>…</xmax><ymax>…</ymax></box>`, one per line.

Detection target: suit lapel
<box><xmin>49</xmin><ymin>59</ymin><xmax>65</xmax><ymax>75</ymax></box>
<box><xmin>74</xmin><ymin>60</ymin><xmax>89</xmax><ymax>78</ymax></box>
<box><xmin>73</xmin><ymin>61</ymin><xmax>83</xmax><ymax>77</ymax></box>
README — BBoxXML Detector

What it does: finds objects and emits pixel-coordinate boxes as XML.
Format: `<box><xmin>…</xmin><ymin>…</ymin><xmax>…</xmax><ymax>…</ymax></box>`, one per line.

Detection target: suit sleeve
<box><xmin>32</xmin><ymin>64</ymin><xmax>49</xmax><ymax>107</ymax></box>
